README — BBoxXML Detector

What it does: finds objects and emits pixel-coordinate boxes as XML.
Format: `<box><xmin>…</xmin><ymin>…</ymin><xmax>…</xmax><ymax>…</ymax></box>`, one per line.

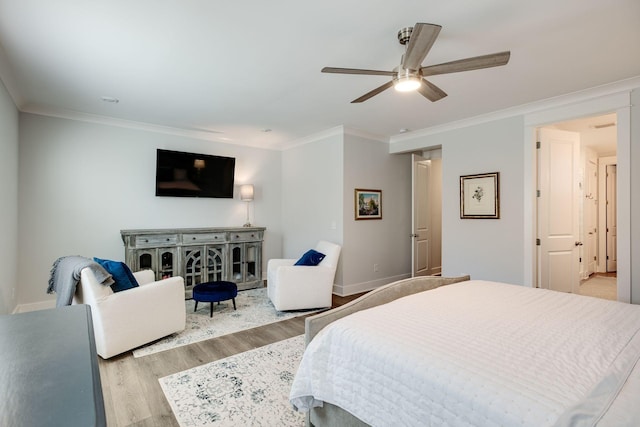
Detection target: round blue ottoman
<box><xmin>193</xmin><ymin>281</ymin><xmax>238</xmax><ymax>317</ymax></box>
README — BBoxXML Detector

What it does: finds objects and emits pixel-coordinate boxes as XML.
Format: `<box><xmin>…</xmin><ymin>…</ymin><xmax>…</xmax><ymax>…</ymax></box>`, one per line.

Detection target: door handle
<box><xmin>410</xmin><ymin>234</ymin><xmax>418</xmax><ymax>238</ymax></box>
<box><xmin>575</xmin><ymin>241</ymin><xmax>583</xmax><ymax>246</ymax></box>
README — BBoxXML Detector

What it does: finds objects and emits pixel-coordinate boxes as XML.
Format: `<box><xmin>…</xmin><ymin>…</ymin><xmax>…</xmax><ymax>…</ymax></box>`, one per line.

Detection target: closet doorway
<box><xmin>411</xmin><ymin>151</ymin><xmax>442</xmax><ymax>277</ymax></box>
<box><xmin>537</xmin><ymin>113</ymin><xmax>617</xmax><ymax>300</ymax></box>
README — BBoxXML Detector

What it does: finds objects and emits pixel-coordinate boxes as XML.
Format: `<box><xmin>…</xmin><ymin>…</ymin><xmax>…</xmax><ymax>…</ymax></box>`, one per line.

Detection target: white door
<box><xmin>606</xmin><ymin>164</ymin><xmax>617</xmax><ymax>272</ymax></box>
<box><xmin>538</xmin><ymin>128</ymin><xmax>580</xmax><ymax>293</ymax></box>
<box><xmin>412</xmin><ymin>154</ymin><xmax>431</xmax><ymax>277</ymax></box>
<box><xmin>585</xmin><ymin>158</ymin><xmax>598</xmax><ymax>276</ymax></box>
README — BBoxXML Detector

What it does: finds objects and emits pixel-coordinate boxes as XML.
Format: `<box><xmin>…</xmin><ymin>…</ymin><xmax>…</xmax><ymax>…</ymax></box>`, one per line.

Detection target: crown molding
<box><xmin>21</xmin><ymin>102</ymin><xmax>355</xmax><ymax>152</ymax></box>
<box><xmin>278</xmin><ymin>125</ymin><xmax>388</xmax><ymax>151</ymax></box>
<box><xmin>343</xmin><ymin>127</ymin><xmax>388</xmax><ymax>143</ymax></box>
<box><xmin>278</xmin><ymin>125</ymin><xmax>345</xmax><ymax>150</ymax></box>
<box><xmin>0</xmin><ymin>43</ymin><xmax>24</xmax><ymax>108</ymax></box>
<box><xmin>21</xmin><ymin>104</ymin><xmax>238</xmax><ymax>143</ymax></box>
<box><xmin>389</xmin><ymin>76</ymin><xmax>640</xmax><ymax>151</ymax></box>
<box><xmin>12</xmin><ymin>73</ymin><xmax>638</xmax><ymax>154</ymax></box>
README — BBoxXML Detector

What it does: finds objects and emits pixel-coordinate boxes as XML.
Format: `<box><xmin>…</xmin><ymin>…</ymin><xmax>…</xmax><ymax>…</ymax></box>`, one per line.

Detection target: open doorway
<box><xmin>411</xmin><ymin>150</ymin><xmax>442</xmax><ymax>277</ymax></box>
<box><xmin>537</xmin><ymin>113</ymin><xmax>617</xmax><ymax>301</ymax></box>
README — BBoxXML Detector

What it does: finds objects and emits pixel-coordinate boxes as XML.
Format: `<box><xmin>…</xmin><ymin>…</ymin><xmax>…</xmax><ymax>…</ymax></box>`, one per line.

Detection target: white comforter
<box><xmin>290</xmin><ymin>280</ymin><xmax>640</xmax><ymax>426</ymax></box>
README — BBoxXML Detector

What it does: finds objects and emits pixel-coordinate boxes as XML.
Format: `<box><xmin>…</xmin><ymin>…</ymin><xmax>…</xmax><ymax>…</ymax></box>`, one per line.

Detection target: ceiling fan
<box><xmin>321</xmin><ymin>23</ymin><xmax>510</xmax><ymax>103</ymax></box>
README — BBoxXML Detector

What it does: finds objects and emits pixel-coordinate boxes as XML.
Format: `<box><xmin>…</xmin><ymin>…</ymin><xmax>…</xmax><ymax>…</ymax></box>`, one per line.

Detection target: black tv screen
<box><xmin>155</xmin><ymin>149</ymin><xmax>235</xmax><ymax>198</ymax></box>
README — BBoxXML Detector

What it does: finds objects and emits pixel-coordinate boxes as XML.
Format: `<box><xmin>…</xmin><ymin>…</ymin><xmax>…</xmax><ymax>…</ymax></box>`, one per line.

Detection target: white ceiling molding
<box><xmin>14</xmin><ymin>74</ymin><xmax>639</xmax><ymax>155</ymax></box>
<box><xmin>389</xmin><ymin>76</ymin><xmax>640</xmax><ymax>153</ymax></box>
<box><xmin>0</xmin><ymin>43</ymin><xmax>23</xmax><ymax>108</ymax></box>
<box><xmin>523</xmin><ymin>90</ymin><xmax>632</xmax><ymax>127</ymax></box>
<box><xmin>280</xmin><ymin>125</ymin><xmax>388</xmax><ymax>151</ymax></box>
<box><xmin>21</xmin><ymin>103</ymin><xmax>238</xmax><ymax>144</ymax></box>
<box><xmin>343</xmin><ymin>127</ymin><xmax>388</xmax><ymax>143</ymax></box>
<box><xmin>278</xmin><ymin>125</ymin><xmax>345</xmax><ymax>151</ymax></box>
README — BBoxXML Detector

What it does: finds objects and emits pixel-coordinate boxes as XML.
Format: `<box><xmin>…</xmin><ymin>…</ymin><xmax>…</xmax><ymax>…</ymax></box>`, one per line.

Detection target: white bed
<box><xmin>290</xmin><ymin>278</ymin><xmax>640</xmax><ymax>427</ymax></box>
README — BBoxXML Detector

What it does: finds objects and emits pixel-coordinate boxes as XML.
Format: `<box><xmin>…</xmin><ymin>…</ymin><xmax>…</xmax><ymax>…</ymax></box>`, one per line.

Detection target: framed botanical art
<box><xmin>355</xmin><ymin>189</ymin><xmax>382</xmax><ymax>220</ymax></box>
<box><xmin>460</xmin><ymin>172</ymin><xmax>500</xmax><ymax>219</ymax></box>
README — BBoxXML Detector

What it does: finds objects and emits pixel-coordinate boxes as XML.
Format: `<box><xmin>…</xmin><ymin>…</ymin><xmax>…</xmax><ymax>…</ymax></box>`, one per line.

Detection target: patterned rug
<box><xmin>133</xmin><ymin>287</ymin><xmax>313</xmax><ymax>357</ymax></box>
<box><xmin>159</xmin><ymin>335</ymin><xmax>305</xmax><ymax>427</ymax></box>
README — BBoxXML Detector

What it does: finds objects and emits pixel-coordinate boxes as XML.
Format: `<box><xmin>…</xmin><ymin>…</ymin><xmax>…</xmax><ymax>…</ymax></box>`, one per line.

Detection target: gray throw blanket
<box><xmin>47</xmin><ymin>256</ymin><xmax>114</xmax><ymax>307</ymax></box>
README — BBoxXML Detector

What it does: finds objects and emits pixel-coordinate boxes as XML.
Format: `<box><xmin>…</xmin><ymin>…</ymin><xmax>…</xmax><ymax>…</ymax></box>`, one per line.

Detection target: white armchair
<box><xmin>267</xmin><ymin>240</ymin><xmax>341</xmax><ymax>311</ymax></box>
<box><xmin>74</xmin><ymin>268</ymin><xmax>186</xmax><ymax>359</ymax></box>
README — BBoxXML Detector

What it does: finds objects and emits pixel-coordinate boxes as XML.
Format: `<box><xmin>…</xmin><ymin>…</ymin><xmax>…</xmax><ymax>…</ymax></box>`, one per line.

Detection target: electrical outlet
<box><xmin>373</xmin><ymin>263</ymin><xmax>379</xmax><ymax>272</ymax></box>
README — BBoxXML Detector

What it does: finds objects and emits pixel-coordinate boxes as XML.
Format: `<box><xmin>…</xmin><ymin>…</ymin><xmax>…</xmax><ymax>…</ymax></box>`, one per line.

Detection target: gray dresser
<box><xmin>0</xmin><ymin>305</ymin><xmax>106</xmax><ymax>427</ymax></box>
<box><xmin>121</xmin><ymin>227</ymin><xmax>265</xmax><ymax>297</ymax></box>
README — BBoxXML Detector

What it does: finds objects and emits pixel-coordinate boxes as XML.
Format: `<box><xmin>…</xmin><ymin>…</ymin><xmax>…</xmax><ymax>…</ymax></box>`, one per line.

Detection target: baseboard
<box><xmin>332</xmin><ymin>273</ymin><xmax>412</xmax><ymax>297</ymax></box>
<box><xmin>14</xmin><ymin>300</ymin><xmax>55</xmax><ymax>313</ymax></box>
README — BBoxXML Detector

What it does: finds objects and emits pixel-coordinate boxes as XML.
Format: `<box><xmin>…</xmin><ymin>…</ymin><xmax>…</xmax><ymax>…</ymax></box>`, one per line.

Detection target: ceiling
<box><xmin>553</xmin><ymin>113</ymin><xmax>618</xmax><ymax>156</ymax></box>
<box><xmin>0</xmin><ymin>0</ymin><xmax>638</xmax><ymax>150</ymax></box>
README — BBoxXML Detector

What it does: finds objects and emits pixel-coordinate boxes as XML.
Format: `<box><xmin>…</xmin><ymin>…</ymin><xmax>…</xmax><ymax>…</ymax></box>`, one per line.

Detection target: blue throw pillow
<box><xmin>93</xmin><ymin>257</ymin><xmax>139</xmax><ymax>293</ymax></box>
<box><xmin>294</xmin><ymin>249</ymin><xmax>326</xmax><ymax>266</ymax></box>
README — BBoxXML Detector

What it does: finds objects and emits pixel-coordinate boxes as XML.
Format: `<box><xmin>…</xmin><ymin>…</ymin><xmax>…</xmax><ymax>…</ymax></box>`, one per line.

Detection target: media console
<box><xmin>121</xmin><ymin>227</ymin><xmax>265</xmax><ymax>298</ymax></box>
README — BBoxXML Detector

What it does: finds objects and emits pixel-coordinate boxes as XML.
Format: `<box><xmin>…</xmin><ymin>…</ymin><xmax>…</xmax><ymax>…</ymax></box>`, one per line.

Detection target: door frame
<box><xmin>523</xmin><ymin>91</ymin><xmax>631</xmax><ymax>302</ymax></box>
<box><xmin>536</xmin><ymin>128</ymin><xmax>581</xmax><ymax>293</ymax></box>
<box><xmin>584</xmin><ymin>154</ymin><xmax>598</xmax><ymax>278</ymax></box>
<box><xmin>411</xmin><ymin>154</ymin><xmax>430</xmax><ymax>277</ymax></box>
<box><xmin>605</xmin><ymin>163</ymin><xmax>618</xmax><ymax>272</ymax></box>
<box><xmin>598</xmin><ymin>156</ymin><xmax>617</xmax><ymax>272</ymax></box>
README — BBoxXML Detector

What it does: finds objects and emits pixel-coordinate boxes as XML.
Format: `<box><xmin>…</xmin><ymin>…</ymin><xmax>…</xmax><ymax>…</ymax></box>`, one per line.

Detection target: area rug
<box><xmin>159</xmin><ymin>335</ymin><xmax>305</xmax><ymax>427</ymax></box>
<box><xmin>133</xmin><ymin>288</ymin><xmax>313</xmax><ymax>357</ymax></box>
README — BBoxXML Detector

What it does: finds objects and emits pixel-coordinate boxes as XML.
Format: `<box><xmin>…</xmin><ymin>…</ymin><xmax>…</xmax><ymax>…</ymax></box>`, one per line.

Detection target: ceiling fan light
<box><xmin>393</xmin><ymin>66</ymin><xmax>421</xmax><ymax>92</ymax></box>
<box><xmin>394</xmin><ymin>76</ymin><xmax>421</xmax><ymax>92</ymax></box>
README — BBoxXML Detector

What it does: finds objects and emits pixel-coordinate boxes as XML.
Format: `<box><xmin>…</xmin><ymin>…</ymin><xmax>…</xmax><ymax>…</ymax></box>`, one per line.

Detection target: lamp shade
<box><xmin>240</xmin><ymin>184</ymin><xmax>254</xmax><ymax>201</ymax></box>
<box><xmin>193</xmin><ymin>159</ymin><xmax>205</xmax><ymax>169</ymax></box>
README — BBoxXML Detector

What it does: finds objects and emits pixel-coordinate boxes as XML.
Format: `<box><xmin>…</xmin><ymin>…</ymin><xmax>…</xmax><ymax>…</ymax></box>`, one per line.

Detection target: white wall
<box><xmin>341</xmin><ymin>132</ymin><xmax>412</xmax><ymax>295</ymax></box>
<box><xmin>388</xmin><ymin>84</ymin><xmax>640</xmax><ymax>303</ymax></box>
<box><xmin>16</xmin><ymin>118</ymin><xmax>412</xmax><ymax>306</ymax></box>
<box><xmin>280</xmin><ymin>128</ymin><xmax>412</xmax><ymax>295</ymax></box>
<box><xmin>429</xmin><ymin>157</ymin><xmax>443</xmax><ymax>273</ymax></box>
<box><xmin>391</xmin><ymin>117</ymin><xmax>526</xmax><ymax>284</ymax></box>
<box><xmin>13</xmin><ymin>87</ymin><xmax>640</xmax><ymax>306</ymax></box>
<box><xmin>631</xmin><ymin>88</ymin><xmax>640</xmax><ymax>303</ymax></box>
<box><xmin>442</xmin><ymin>118</ymin><xmax>525</xmax><ymax>283</ymax></box>
<box><xmin>17</xmin><ymin>113</ymin><xmax>283</xmax><ymax>308</ymax></box>
<box><xmin>0</xmin><ymin>78</ymin><xmax>18</xmax><ymax>314</ymax></box>
<box><xmin>280</xmin><ymin>130</ymin><xmax>343</xmax><ymax>282</ymax></box>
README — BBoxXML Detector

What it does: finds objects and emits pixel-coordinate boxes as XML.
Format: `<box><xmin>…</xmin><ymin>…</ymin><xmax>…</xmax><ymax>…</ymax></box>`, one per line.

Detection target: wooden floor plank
<box><xmin>103</xmin><ymin>355</ymin><xmax>153</xmax><ymax>426</ymax></box>
<box><xmin>135</xmin><ymin>355</ymin><xmax>180</xmax><ymax>427</ymax></box>
<box><xmin>97</xmin><ymin>357</ymin><xmax>117</xmax><ymax>427</ymax></box>
<box><xmin>98</xmin><ymin>291</ymin><xmax>364</xmax><ymax>426</ymax></box>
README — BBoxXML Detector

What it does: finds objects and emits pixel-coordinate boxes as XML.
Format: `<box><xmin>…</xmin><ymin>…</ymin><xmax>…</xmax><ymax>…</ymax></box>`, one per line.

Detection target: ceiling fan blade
<box><xmin>351</xmin><ymin>81</ymin><xmax>394</xmax><ymax>103</ymax></box>
<box><xmin>322</xmin><ymin>67</ymin><xmax>395</xmax><ymax>77</ymax></box>
<box><xmin>417</xmin><ymin>79</ymin><xmax>447</xmax><ymax>102</ymax></box>
<box><xmin>402</xmin><ymin>23</ymin><xmax>442</xmax><ymax>71</ymax></box>
<box><xmin>421</xmin><ymin>51</ymin><xmax>511</xmax><ymax>76</ymax></box>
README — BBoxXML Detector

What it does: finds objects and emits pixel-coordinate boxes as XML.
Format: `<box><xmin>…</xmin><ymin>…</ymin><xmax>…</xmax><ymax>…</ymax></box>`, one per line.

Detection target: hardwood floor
<box><xmin>98</xmin><ymin>292</ymin><xmax>364</xmax><ymax>426</ymax></box>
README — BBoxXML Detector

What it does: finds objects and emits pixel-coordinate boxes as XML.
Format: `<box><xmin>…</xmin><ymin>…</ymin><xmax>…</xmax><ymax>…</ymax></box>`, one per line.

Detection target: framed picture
<box><xmin>460</xmin><ymin>172</ymin><xmax>500</xmax><ymax>219</ymax></box>
<box><xmin>355</xmin><ymin>189</ymin><xmax>382</xmax><ymax>220</ymax></box>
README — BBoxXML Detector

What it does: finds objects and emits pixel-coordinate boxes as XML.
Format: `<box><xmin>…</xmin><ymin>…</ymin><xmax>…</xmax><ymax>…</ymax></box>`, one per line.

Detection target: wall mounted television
<box><xmin>155</xmin><ymin>149</ymin><xmax>235</xmax><ymax>198</ymax></box>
